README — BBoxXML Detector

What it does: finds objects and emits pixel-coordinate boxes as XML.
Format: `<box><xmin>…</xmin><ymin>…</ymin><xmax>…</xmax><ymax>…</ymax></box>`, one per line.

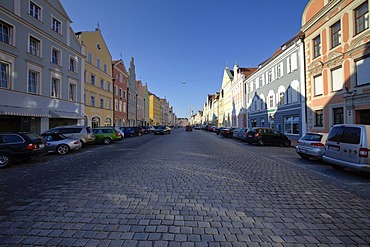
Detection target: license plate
<box><xmin>328</xmin><ymin>145</ymin><xmax>340</xmax><ymax>151</ymax></box>
<box><xmin>39</xmin><ymin>144</ymin><xmax>45</xmax><ymax>148</ymax></box>
<box><xmin>248</xmin><ymin>135</ymin><xmax>252</xmax><ymax>137</ymax></box>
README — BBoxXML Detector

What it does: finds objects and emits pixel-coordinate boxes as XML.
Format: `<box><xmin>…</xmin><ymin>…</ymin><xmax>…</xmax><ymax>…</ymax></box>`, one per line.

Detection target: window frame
<box><xmin>51</xmin><ymin>47</ymin><xmax>61</xmax><ymax>65</ymax></box>
<box><xmin>69</xmin><ymin>83</ymin><xmax>77</xmax><ymax>102</ymax></box>
<box><xmin>51</xmin><ymin>16</ymin><xmax>62</xmax><ymax>34</ymax></box>
<box><xmin>90</xmin><ymin>74</ymin><xmax>95</xmax><ymax>86</ymax></box>
<box><xmin>315</xmin><ymin>110</ymin><xmax>323</xmax><ymax>127</ymax></box>
<box><xmin>29</xmin><ymin>35</ymin><xmax>41</xmax><ymax>57</ymax></box>
<box><xmin>0</xmin><ymin>20</ymin><xmax>13</xmax><ymax>46</ymax></box>
<box><xmin>28</xmin><ymin>70</ymin><xmax>38</xmax><ymax>94</ymax></box>
<box><xmin>313</xmin><ymin>35</ymin><xmax>321</xmax><ymax>58</ymax></box>
<box><xmin>69</xmin><ymin>57</ymin><xmax>77</xmax><ymax>72</ymax></box>
<box><xmin>29</xmin><ymin>1</ymin><xmax>42</xmax><ymax>21</ymax></box>
<box><xmin>330</xmin><ymin>20</ymin><xmax>341</xmax><ymax>48</ymax></box>
<box><xmin>51</xmin><ymin>77</ymin><xmax>60</xmax><ymax>98</ymax></box>
<box><xmin>0</xmin><ymin>61</ymin><xmax>9</xmax><ymax>89</ymax></box>
<box><xmin>354</xmin><ymin>2</ymin><xmax>369</xmax><ymax>35</ymax></box>
<box><xmin>333</xmin><ymin>107</ymin><xmax>344</xmax><ymax>125</ymax></box>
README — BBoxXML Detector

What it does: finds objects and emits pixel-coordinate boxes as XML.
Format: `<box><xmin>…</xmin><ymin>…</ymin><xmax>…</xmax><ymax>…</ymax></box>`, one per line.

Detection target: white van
<box><xmin>323</xmin><ymin>124</ymin><xmax>370</xmax><ymax>171</ymax></box>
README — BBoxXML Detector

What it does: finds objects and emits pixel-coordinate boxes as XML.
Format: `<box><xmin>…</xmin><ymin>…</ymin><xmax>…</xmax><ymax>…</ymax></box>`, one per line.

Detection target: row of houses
<box><xmin>191</xmin><ymin>0</ymin><xmax>370</xmax><ymax>142</ymax></box>
<box><xmin>0</xmin><ymin>0</ymin><xmax>177</xmax><ymax>134</ymax></box>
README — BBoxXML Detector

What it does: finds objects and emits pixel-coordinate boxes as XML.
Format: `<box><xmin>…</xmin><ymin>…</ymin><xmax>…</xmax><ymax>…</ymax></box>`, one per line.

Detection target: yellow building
<box><xmin>149</xmin><ymin>92</ymin><xmax>162</xmax><ymax>126</ymax></box>
<box><xmin>76</xmin><ymin>28</ymin><xmax>113</xmax><ymax>127</ymax></box>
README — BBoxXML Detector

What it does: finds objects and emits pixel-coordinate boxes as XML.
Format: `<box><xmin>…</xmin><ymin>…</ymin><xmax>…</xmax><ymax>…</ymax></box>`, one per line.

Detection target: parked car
<box><xmin>185</xmin><ymin>125</ymin><xmax>193</xmax><ymax>132</ymax></box>
<box><xmin>42</xmin><ymin>125</ymin><xmax>95</xmax><ymax>147</ymax></box>
<box><xmin>148</xmin><ymin>126</ymin><xmax>155</xmax><ymax>132</ymax></box>
<box><xmin>233</xmin><ymin>128</ymin><xmax>247</xmax><ymax>140</ymax></box>
<box><xmin>154</xmin><ymin>125</ymin><xmax>171</xmax><ymax>135</ymax></box>
<box><xmin>323</xmin><ymin>124</ymin><xmax>370</xmax><ymax>171</ymax></box>
<box><xmin>119</xmin><ymin>127</ymin><xmax>143</xmax><ymax>137</ymax></box>
<box><xmin>141</xmin><ymin>126</ymin><xmax>151</xmax><ymax>134</ymax></box>
<box><xmin>41</xmin><ymin>133</ymin><xmax>82</xmax><ymax>155</ymax></box>
<box><xmin>93</xmin><ymin>127</ymin><xmax>122</xmax><ymax>145</ymax></box>
<box><xmin>0</xmin><ymin>132</ymin><xmax>48</xmax><ymax>168</ymax></box>
<box><xmin>220</xmin><ymin>127</ymin><xmax>236</xmax><ymax>138</ymax></box>
<box><xmin>215</xmin><ymin>127</ymin><xmax>223</xmax><ymax>135</ymax></box>
<box><xmin>296</xmin><ymin>132</ymin><xmax>327</xmax><ymax>160</ymax></box>
<box><xmin>246</xmin><ymin>127</ymin><xmax>291</xmax><ymax>147</ymax></box>
<box><xmin>194</xmin><ymin>124</ymin><xmax>201</xmax><ymax>130</ymax></box>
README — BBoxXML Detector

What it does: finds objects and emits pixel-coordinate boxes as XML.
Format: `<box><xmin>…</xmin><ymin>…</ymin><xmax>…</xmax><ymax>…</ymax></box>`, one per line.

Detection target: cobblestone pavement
<box><xmin>0</xmin><ymin>129</ymin><xmax>369</xmax><ymax>246</ymax></box>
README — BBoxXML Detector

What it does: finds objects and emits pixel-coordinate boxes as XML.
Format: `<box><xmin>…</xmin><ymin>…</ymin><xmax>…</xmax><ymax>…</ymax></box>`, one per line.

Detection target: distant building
<box><xmin>112</xmin><ymin>59</ymin><xmax>129</xmax><ymax>127</ymax></box>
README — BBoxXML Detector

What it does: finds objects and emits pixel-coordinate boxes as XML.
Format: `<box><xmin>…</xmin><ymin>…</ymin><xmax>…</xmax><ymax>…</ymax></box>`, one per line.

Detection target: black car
<box><xmin>0</xmin><ymin>132</ymin><xmax>48</xmax><ymax>168</ymax></box>
<box><xmin>220</xmin><ymin>127</ymin><xmax>236</xmax><ymax>138</ymax></box>
<box><xmin>120</xmin><ymin>127</ymin><xmax>144</xmax><ymax>137</ymax></box>
<box><xmin>154</xmin><ymin>126</ymin><xmax>171</xmax><ymax>135</ymax></box>
<box><xmin>246</xmin><ymin>127</ymin><xmax>291</xmax><ymax>147</ymax></box>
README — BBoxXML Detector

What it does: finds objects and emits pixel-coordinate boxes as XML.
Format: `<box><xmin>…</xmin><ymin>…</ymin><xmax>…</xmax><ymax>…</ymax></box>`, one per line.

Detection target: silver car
<box><xmin>42</xmin><ymin>125</ymin><xmax>95</xmax><ymax>146</ymax></box>
<box><xmin>296</xmin><ymin>132</ymin><xmax>327</xmax><ymax>160</ymax></box>
<box><xmin>41</xmin><ymin>133</ymin><xmax>82</xmax><ymax>155</ymax></box>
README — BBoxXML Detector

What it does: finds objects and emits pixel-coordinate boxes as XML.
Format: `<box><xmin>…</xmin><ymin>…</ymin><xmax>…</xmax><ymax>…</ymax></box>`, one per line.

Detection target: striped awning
<box><xmin>0</xmin><ymin>106</ymin><xmax>51</xmax><ymax>118</ymax></box>
<box><xmin>49</xmin><ymin>110</ymin><xmax>85</xmax><ymax>119</ymax></box>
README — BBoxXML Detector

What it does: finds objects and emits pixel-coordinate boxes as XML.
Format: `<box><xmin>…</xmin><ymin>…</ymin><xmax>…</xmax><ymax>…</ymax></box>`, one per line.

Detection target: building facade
<box><xmin>136</xmin><ymin>80</ymin><xmax>145</xmax><ymax>126</ymax></box>
<box><xmin>245</xmin><ymin>32</ymin><xmax>306</xmax><ymax>141</ymax></box>
<box><xmin>76</xmin><ymin>28</ymin><xmax>113</xmax><ymax>128</ymax></box>
<box><xmin>0</xmin><ymin>0</ymin><xmax>84</xmax><ymax>134</ymax></box>
<box><xmin>127</xmin><ymin>57</ymin><xmax>137</xmax><ymax>126</ymax></box>
<box><xmin>302</xmin><ymin>0</ymin><xmax>370</xmax><ymax>133</ymax></box>
<box><xmin>149</xmin><ymin>92</ymin><xmax>161</xmax><ymax>126</ymax></box>
<box><xmin>112</xmin><ymin>59</ymin><xmax>128</xmax><ymax>127</ymax></box>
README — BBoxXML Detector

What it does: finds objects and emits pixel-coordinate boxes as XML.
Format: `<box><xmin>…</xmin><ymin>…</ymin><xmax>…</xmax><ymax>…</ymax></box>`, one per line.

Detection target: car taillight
<box><xmin>359</xmin><ymin>148</ymin><xmax>368</xmax><ymax>158</ymax></box>
<box><xmin>310</xmin><ymin>143</ymin><xmax>324</xmax><ymax>147</ymax></box>
<box><xmin>115</xmin><ymin>133</ymin><xmax>120</xmax><ymax>137</ymax></box>
<box><xmin>73</xmin><ymin>141</ymin><xmax>80</xmax><ymax>144</ymax></box>
<box><xmin>27</xmin><ymin>143</ymin><xmax>38</xmax><ymax>150</ymax></box>
<box><xmin>254</xmin><ymin>133</ymin><xmax>260</xmax><ymax>137</ymax></box>
<box><xmin>297</xmin><ymin>141</ymin><xmax>301</xmax><ymax>144</ymax></box>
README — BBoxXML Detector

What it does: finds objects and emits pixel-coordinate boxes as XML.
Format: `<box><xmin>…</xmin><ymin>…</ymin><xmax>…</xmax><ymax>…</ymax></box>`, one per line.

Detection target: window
<box><xmin>253</xmin><ymin>80</ymin><xmax>256</xmax><ymax>90</ymax></box>
<box><xmin>291</xmin><ymin>53</ymin><xmax>298</xmax><ymax>71</ymax></box>
<box><xmin>90</xmin><ymin>74</ymin><xmax>95</xmax><ymax>85</ymax></box>
<box><xmin>29</xmin><ymin>1</ymin><xmax>41</xmax><ymax>20</ymax></box>
<box><xmin>333</xmin><ymin>107</ymin><xmax>344</xmax><ymax>125</ymax></box>
<box><xmin>331</xmin><ymin>21</ymin><xmax>341</xmax><ymax>48</ymax></box>
<box><xmin>52</xmin><ymin>17</ymin><xmax>61</xmax><ymax>33</ymax></box>
<box><xmin>119</xmin><ymin>88</ymin><xmax>122</xmax><ymax>97</ymax></box>
<box><xmin>259</xmin><ymin>76</ymin><xmax>263</xmax><ymax>88</ymax></box>
<box><xmin>114</xmin><ymin>99</ymin><xmax>118</xmax><ymax>111</ymax></box>
<box><xmin>313</xmin><ymin>74</ymin><xmax>323</xmax><ymax>96</ymax></box>
<box><xmin>269</xmin><ymin>95</ymin><xmax>274</xmax><ymax>108</ymax></box>
<box><xmin>90</xmin><ymin>96</ymin><xmax>95</xmax><ymax>107</ymax></box>
<box><xmin>51</xmin><ymin>78</ymin><xmax>59</xmax><ymax>98</ymax></box>
<box><xmin>104</xmin><ymin>63</ymin><xmax>107</xmax><ymax>73</ymax></box>
<box><xmin>276</xmin><ymin>63</ymin><xmax>282</xmax><ymax>78</ymax></box>
<box><xmin>0</xmin><ymin>62</ymin><xmax>9</xmax><ymax>88</ymax></box>
<box><xmin>279</xmin><ymin>92</ymin><xmax>285</xmax><ymax>106</ymax></box>
<box><xmin>0</xmin><ymin>21</ymin><xmax>13</xmax><ymax>45</ymax></box>
<box><xmin>51</xmin><ymin>48</ymin><xmax>60</xmax><ymax>65</ymax></box>
<box><xmin>107</xmin><ymin>82</ymin><xmax>111</xmax><ymax>92</ymax></box>
<box><xmin>119</xmin><ymin>74</ymin><xmax>123</xmax><ymax>83</ymax></box>
<box><xmin>69</xmin><ymin>83</ymin><xmax>76</xmax><ymax>101</ymax></box>
<box><xmin>123</xmin><ymin>90</ymin><xmax>127</xmax><ymax>99</ymax></box>
<box><xmin>119</xmin><ymin>101</ymin><xmax>122</xmax><ymax>112</ymax></box>
<box><xmin>287</xmin><ymin>56</ymin><xmax>292</xmax><ymax>73</ymax></box>
<box><xmin>69</xmin><ymin>57</ymin><xmax>76</xmax><ymax>72</ymax></box>
<box><xmin>29</xmin><ymin>36</ymin><xmax>40</xmax><ymax>56</ymax></box>
<box><xmin>96</xmin><ymin>58</ymin><xmax>100</xmax><ymax>68</ymax></box>
<box><xmin>100</xmin><ymin>79</ymin><xmax>104</xmax><ymax>89</ymax></box>
<box><xmin>28</xmin><ymin>70</ymin><xmax>38</xmax><ymax>94</ymax></box>
<box><xmin>315</xmin><ymin>110</ymin><xmax>323</xmax><ymax>127</ymax></box>
<box><xmin>100</xmin><ymin>98</ymin><xmax>104</xmax><ymax>108</ymax></box>
<box><xmin>88</xmin><ymin>52</ymin><xmax>92</xmax><ymax>63</ymax></box>
<box><xmin>356</xmin><ymin>56</ymin><xmax>370</xmax><ymax>86</ymax></box>
<box><xmin>114</xmin><ymin>85</ymin><xmax>118</xmax><ymax>95</ymax></box>
<box><xmin>313</xmin><ymin>35</ymin><xmax>321</xmax><ymax>58</ymax></box>
<box><xmin>284</xmin><ymin>116</ymin><xmax>300</xmax><ymax>135</ymax></box>
<box><xmin>123</xmin><ymin>102</ymin><xmax>126</xmax><ymax>112</ymax></box>
<box><xmin>267</xmin><ymin>70</ymin><xmax>272</xmax><ymax>83</ymax></box>
<box><xmin>355</xmin><ymin>2</ymin><xmax>369</xmax><ymax>35</ymax></box>
<box><xmin>331</xmin><ymin>67</ymin><xmax>343</xmax><ymax>91</ymax></box>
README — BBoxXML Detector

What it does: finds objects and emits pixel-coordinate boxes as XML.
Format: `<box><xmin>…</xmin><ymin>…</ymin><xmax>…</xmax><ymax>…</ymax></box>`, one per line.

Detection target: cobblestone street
<box><xmin>0</xmin><ymin>129</ymin><xmax>369</xmax><ymax>246</ymax></box>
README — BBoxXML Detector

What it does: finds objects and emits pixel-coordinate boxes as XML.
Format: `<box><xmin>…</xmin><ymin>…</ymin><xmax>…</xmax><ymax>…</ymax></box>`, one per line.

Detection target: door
<box><xmin>325</xmin><ymin>126</ymin><xmax>344</xmax><ymax>160</ymax></box>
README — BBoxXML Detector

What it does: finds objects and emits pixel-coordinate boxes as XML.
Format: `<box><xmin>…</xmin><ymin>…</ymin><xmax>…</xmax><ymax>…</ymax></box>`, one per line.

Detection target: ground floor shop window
<box><xmin>315</xmin><ymin>110</ymin><xmax>323</xmax><ymax>127</ymax></box>
<box><xmin>284</xmin><ymin>115</ymin><xmax>299</xmax><ymax>135</ymax></box>
<box><xmin>104</xmin><ymin>117</ymin><xmax>112</xmax><ymax>126</ymax></box>
<box><xmin>250</xmin><ymin>119</ymin><xmax>257</xmax><ymax>127</ymax></box>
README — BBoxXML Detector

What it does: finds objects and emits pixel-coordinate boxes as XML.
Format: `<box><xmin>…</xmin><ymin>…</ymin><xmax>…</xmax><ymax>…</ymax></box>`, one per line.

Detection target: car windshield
<box><xmin>25</xmin><ymin>133</ymin><xmax>43</xmax><ymax>141</ymax></box>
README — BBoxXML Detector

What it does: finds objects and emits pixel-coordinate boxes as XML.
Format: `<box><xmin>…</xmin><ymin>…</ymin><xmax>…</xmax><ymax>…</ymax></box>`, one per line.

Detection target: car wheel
<box><xmin>103</xmin><ymin>137</ymin><xmax>112</xmax><ymax>145</ymax></box>
<box><xmin>0</xmin><ymin>153</ymin><xmax>12</xmax><ymax>168</ymax></box>
<box><xmin>138</xmin><ymin>132</ymin><xmax>142</xmax><ymax>136</ymax></box>
<box><xmin>257</xmin><ymin>139</ymin><xmax>264</xmax><ymax>146</ymax></box>
<box><xmin>81</xmin><ymin>140</ymin><xmax>87</xmax><ymax>147</ymax></box>
<box><xmin>57</xmin><ymin>144</ymin><xmax>70</xmax><ymax>155</ymax></box>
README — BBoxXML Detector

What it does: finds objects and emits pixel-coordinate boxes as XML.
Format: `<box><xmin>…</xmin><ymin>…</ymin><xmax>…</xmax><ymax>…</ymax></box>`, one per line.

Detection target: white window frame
<box><xmin>356</xmin><ymin>56</ymin><xmax>370</xmax><ymax>86</ymax></box>
<box><xmin>29</xmin><ymin>1</ymin><xmax>42</xmax><ymax>21</ymax></box>
<box><xmin>331</xmin><ymin>66</ymin><xmax>343</xmax><ymax>92</ymax></box>
<box><xmin>0</xmin><ymin>20</ymin><xmax>14</xmax><ymax>46</ymax></box>
<box><xmin>69</xmin><ymin>82</ymin><xmax>77</xmax><ymax>102</ymax></box>
<box><xmin>28</xmin><ymin>35</ymin><xmax>41</xmax><ymax>57</ymax></box>
<box><xmin>27</xmin><ymin>62</ymin><xmax>42</xmax><ymax>95</ymax></box>
<box><xmin>69</xmin><ymin>56</ymin><xmax>77</xmax><ymax>72</ymax></box>
<box><xmin>0</xmin><ymin>61</ymin><xmax>10</xmax><ymax>89</ymax></box>
<box><xmin>51</xmin><ymin>77</ymin><xmax>60</xmax><ymax>98</ymax></box>
<box><xmin>313</xmin><ymin>74</ymin><xmax>323</xmax><ymax>96</ymax></box>
<box><xmin>51</xmin><ymin>47</ymin><xmax>61</xmax><ymax>65</ymax></box>
<box><xmin>51</xmin><ymin>15</ymin><xmax>62</xmax><ymax>34</ymax></box>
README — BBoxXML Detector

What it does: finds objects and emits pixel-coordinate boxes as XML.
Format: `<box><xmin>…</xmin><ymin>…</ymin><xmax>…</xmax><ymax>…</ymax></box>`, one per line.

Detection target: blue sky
<box><xmin>61</xmin><ymin>0</ymin><xmax>308</xmax><ymax>118</ymax></box>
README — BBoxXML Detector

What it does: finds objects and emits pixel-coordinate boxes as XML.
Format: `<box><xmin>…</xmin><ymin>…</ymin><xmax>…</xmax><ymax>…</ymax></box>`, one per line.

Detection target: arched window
<box><xmin>104</xmin><ymin>117</ymin><xmax>112</xmax><ymax>126</ymax></box>
<box><xmin>92</xmin><ymin>117</ymin><xmax>100</xmax><ymax>128</ymax></box>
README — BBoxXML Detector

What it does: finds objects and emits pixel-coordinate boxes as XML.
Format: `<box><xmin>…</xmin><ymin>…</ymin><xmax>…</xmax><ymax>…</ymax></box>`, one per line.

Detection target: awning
<box><xmin>0</xmin><ymin>105</ymin><xmax>51</xmax><ymax>118</ymax></box>
<box><xmin>49</xmin><ymin>110</ymin><xmax>85</xmax><ymax>119</ymax></box>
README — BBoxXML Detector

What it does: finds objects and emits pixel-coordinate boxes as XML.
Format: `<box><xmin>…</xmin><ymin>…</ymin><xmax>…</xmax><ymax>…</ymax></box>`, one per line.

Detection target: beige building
<box><xmin>76</xmin><ymin>28</ymin><xmax>113</xmax><ymax>127</ymax></box>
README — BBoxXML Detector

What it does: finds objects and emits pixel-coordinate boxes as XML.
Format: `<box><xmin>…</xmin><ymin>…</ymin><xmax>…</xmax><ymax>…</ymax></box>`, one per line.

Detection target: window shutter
<box><xmin>356</xmin><ymin>57</ymin><xmax>370</xmax><ymax>86</ymax></box>
<box><xmin>314</xmin><ymin>75</ymin><xmax>323</xmax><ymax>96</ymax></box>
<box><xmin>331</xmin><ymin>67</ymin><xmax>343</xmax><ymax>91</ymax></box>
<box><xmin>291</xmin><ymin>53</ymin><xmax>298</xmax><ymax>71</ymax></box>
